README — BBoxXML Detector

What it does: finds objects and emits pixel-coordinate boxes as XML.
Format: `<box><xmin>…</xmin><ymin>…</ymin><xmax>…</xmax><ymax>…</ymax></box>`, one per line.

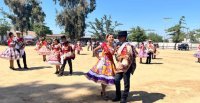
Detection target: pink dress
<box><xmin>34</xmin><ymin>41</ymin><xmax>40</xmax><ymax>51</ymax></box>
<box><xmin>138</xmin><ymin>45</ymin><xmax>148</xmax><ymax>58</ymax></box>
<box><xmin>194</xmin><ymin>45</ymin><xmax>200</xmax><ymax>58</ymax></box>
<box><xmin>75</xmin><ymin>43</ymin><xmax>83</xmax><ymax>51</ymax></box>
<box><xmin>47</xmin><ymin>44</ymin><xmax>61</xmax><ymax>65</ymax></box>
<box><xmin>38</xmin><ymin>41</ymin><xmax>51</xmax><ymax>55</ymax></box>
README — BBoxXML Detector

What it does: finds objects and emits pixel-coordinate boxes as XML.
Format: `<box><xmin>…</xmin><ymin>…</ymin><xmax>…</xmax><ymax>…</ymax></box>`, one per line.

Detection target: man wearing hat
<box><xmin>112</xmin><ymin>31</ymin><xmax>137</xmax><ymax>103</ymax></box>
<box><xmin>146</xmin><ymin>39</ymin><xmax>154</xmax><ymax>64</ymax></box>
<box><xmin>58</xmin><ymin>36</ymin><xmax>75</xmax><ymax>76</ymax></box>
<box><xmin>15</xmin><ymin>31</ymin><xmax>28</xmax><ymax>69</ymax></box>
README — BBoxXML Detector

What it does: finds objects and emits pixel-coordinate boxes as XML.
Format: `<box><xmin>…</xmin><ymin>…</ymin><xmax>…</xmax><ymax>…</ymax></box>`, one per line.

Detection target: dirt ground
<box><xmin>0</xmin><ymin>46</ymin><xmax>200</xmax><ymax>103</ymax></box>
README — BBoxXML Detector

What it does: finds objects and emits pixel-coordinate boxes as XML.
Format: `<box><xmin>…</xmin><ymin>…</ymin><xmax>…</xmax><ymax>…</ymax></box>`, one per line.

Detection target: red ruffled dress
<box><xmin>0</xmin><ymin>38</ymin><xmax>20</xmax><ymax>60</ymax></box>
<box><xmin>47</xmin><ymin>44</ymin><xmax>62</xmax><ymax>65</ymax></box>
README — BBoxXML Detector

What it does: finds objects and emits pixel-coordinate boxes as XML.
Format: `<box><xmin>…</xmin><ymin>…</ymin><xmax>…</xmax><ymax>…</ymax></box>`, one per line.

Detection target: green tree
<box><xmin>147</xmin><ymin>32</ymin><xmax>163</xmax><ymax>42</ymax></box>
<box><xmin>54</xmin><ymin>0</ymin><xmax>96</xmax><ymax>40</ymax></box>
<box><xmin>88</xmin><ymin>15</ymin><xmax>122</xmax><ymax>40</ymax></box>
<box><xmin>188</xmin><ymin>30</ymin><xmax>198</xmax><ymax>43</ymax></box>
<box><xmin>33</xmin><ymin>24</ymin><xmax>53</xmax><ymax>37</ymax></box>
<box><xmin>0</xmin><ymin>18</ymin><xmax>11</xmax><ymax>41</ymax></box>
<box><xmin>167</xmin><ymin>16</ymin><xmax>186</xmax><ymax>50</ymax></box>
<box><xmin>128</xmin><ymin>26</ymin><xmax>147</xmax><ymax>46</ymax></box>
<box><xmin>2</xmin><ymin>0</ymin><xmax>46</xmax><ymax>35</ymax></box>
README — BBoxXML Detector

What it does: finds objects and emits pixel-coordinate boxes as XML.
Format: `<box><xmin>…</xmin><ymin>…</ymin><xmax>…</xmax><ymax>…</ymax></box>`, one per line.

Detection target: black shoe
<box><xmin>112</xmin><ymin>97</ymin><xmax>121</xmax><ymax>102</ymax></box>
<box><xmin>10</xmin><ymin>67</ymin><xmax>16</xmax><ymax>70</ymax></box>
<box><xmin>55</xmin><ymin>71</ymin><xmax>59</xmax><ymax>74</ymax></box>
<box><xmin>120</xmin><ymin>98</ymin><xmax>127</xmax><ymax>103</ymax></box>
<box><xmin>58</xmin><ymin>73</ymin><xmax>63</xmax><ymax>77</ymax></box>
<box><xmin>24</xmin><ymin>67</ymin><xmax>29</xmax><ymax>69</ymax></box>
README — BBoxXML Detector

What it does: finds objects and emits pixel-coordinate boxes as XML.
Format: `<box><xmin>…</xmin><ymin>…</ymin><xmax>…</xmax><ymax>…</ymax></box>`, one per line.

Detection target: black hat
<box><xmin>118</xmin><ymin>31</ymin><xmax>127</xmax><ymax>37</ymax></box>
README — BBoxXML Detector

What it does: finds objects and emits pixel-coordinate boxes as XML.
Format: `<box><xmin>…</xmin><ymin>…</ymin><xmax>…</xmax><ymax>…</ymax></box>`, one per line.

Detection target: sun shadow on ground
<box><xmin>150</xmin><ymin>63</ymin><xmax>163</xmax><ymax>65</ymax></box>
<box><xmin>0</xmin><ymin>81</ymin><xmax>112</xmax><ymax>103</ymax></box>
<box><xmin>63</xmin><ymin>71</ymin><xmax>86</xmax><ymax>76</ymax></box>
<box><xmin>0</xmin><ymin>81</ymin><xmax>166</xmax><ymax>103</ymax></box>
<box><xmin>79</xmin><ymin>53</ymin><xmax>88</xmax><ymax>55</ymax></box>
<box><xmin>16</xmin><ymin>66</ymin><xmax>53</xmax><ymax>71</ymax></box>
<box><xmin>154</xmin><ymin>58</ymin><xmax>163</xmax><ymax>60</ymax></box>
<box><xmin>106</xmin><ymin>91</ymin><xmax>165</xmax><ymax>103</ymax></box>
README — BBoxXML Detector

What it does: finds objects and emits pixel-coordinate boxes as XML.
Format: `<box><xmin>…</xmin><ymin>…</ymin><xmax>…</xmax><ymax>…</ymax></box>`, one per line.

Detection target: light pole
<box><xmin>163</xmin><ymin>17</ymin><xmax>172</xmax><ymax>49</ymax></box>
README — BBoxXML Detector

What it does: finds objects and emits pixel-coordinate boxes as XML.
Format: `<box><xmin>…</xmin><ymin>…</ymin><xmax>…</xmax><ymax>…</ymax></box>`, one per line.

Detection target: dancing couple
<box><xmin>0</xmin><ymin>31</ymin><xmax>28</xmax><ymax>70</ymax></box>
<box><xmin>86</xmin><ymin>31</ymin><xmax>137</xmax><ymax>103</ymax></box>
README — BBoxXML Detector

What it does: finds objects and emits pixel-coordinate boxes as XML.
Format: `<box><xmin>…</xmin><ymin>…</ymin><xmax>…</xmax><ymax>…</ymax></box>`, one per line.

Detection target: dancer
<box><xmin>34</xmin><ymin>38</ymin><xmax>41</xmax><ymax>51</ymax></box>
<box><xmin>194</xmin><ymin>44</ymin><xmax>200</xmax><ymax>63</ymax></box>
<box><xmin>15</xmin><ymin>31</ymin><xmax>28</xmax><ymax>69</ymax></box>
<box><xmin>153</xmin><ymin>44</ymin><xmax>159</xmax><ymax>59</ymax></box>
<box><xmin>87</xmin><ymin>41</ymin><xmax>91</xmax><ymax>51</ymax></box>
<box><xmin>59</xmin><ymin>36</ymin><xmax>75</xmax><ymax>76</ymax></box>
<box><xmin>146</xmin><ymin>40</ymin><xmax>154</xmax><ymax>64</ymax></box>
<box><xmin>138</xmin><ymin>42</ymin><xmax>148</xmax><ymax>63</ymax></box>
<box><xmin>75</xmin><ymin>41</ymin><xmax>82</xmax><ymax>55</ymax></box>
<box><xmin>112</xmin><ymin>31</ymin><xmax>137</xmax><ymax>103</ymax></box>
<box><xmin>0</xmin><ymin>32</ymin><xmax>20</xmax><ymax>70</ymax></box>
<box><xmin>86</xmin><ymin>34</ymin><xmax>116</xmax><ymax>98</ymax></box>
<box><xmin>38</xmin><ymin>37</ymin><xmax>51</xmax><ymax>61</ymax></box>
<box><xmin>47</xmin><ymin>39</ymin><xmax>62</xmax><ymax>74</ymax></box>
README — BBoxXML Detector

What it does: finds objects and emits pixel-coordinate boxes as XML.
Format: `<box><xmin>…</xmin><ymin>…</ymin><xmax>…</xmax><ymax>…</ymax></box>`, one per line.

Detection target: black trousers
<box><xmin>146</xmin><ymin>52</ymin><xmax>153</xmax><ymax>64</ymax></box>
<box><xmin>16</xmin><ymin>49</ymin><xmax>27</xmax><ymax>68</ymax></box>
<box><xmin>60</xmin><ymin>59</ymin><xmax>73</xmax><ymax>74</ymax></box>
<box><xmin>114</xmin><ymin>68</ymin><xmax>131</xmax><ymax>99</ymax></box>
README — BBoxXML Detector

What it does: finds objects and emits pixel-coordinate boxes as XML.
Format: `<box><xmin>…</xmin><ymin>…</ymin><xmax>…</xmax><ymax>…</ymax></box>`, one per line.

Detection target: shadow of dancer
<box><xmin>129</xmin><ymin>91</ymin><xmax>166</xmax><ymax>103</ymax></box>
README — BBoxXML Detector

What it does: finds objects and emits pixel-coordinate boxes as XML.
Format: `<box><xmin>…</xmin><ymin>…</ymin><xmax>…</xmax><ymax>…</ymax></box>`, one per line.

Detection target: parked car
<box><xmin>178</xmin><ymin>43</ymin><xmax>189</xmax><ymax>50</ymax></box>
<box><xmin>25</xmin><ymin>40</ymin><xmax>35</xmax><ymax>46</ymax></box>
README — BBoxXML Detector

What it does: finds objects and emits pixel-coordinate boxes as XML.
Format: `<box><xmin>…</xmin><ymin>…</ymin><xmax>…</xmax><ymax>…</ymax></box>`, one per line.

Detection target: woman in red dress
<box><xmin>0</xmin><ymin>32</ymin><xmax>20</xmax><ymax>70</ymax></box>
<box><xmin>47</xmin><ymin>39</ymin><xmax>62</xmax><ymax>74</ymax></box>
<box><xmin>38</xmin><ymin>37</ymin><xmax>51</xmax><ymax>61</ymax></box>
<box><xmin>75</xmin><ymin>41</ymin><xmax>83</xmax><ymax>55</ymax></box>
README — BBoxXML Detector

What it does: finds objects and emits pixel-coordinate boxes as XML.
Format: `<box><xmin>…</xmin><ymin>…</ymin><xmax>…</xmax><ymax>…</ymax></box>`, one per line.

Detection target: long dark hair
<box><xmin>9</xmin><ymin>32</ymin><xmax>13</xmax><ymax>38</ymax></box>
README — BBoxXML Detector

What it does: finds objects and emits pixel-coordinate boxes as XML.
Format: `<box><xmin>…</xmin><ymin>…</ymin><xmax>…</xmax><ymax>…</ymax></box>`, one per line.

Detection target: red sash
<box><xmin>101</xmin><ymin>42</ymin><xmax>113</xmax><ymax>62</ymax></box>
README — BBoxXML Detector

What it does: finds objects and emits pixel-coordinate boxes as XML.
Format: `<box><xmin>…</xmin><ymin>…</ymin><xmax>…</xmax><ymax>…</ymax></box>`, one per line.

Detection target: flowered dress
<box><xmin>194</xmin><ymin>45</ymin><xmax>200</xmax><ymax>58</ymax></box>
<box><xmin>0</xmin><ymin>38</ymin><xmax>20</xmax><ymax>60</ymax></box>
<box><xmin>86</xmin><ymin>42</ymin><xmax>116</xmax><ymax>85</ymax></box>
<box><xmin>38</xmin><ymin>41</ymin><xmax>51</xmax><ymax>55</ymax></box>
<box><xmin>138</xmin><ymin>44</ymin><xmax>148</xmax><ymax>58</ymax></box>
<box><xmin>47</xmin><ymin>44</ymin><xmax>61</xmax><ymax>65</ymax></box>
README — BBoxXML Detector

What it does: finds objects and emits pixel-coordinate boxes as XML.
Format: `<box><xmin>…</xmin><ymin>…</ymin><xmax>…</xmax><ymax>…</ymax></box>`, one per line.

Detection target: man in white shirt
<box><xmin>15</xmin><ymin>31</ymin><xmax>28</xmax><ymax>69</ymax></box>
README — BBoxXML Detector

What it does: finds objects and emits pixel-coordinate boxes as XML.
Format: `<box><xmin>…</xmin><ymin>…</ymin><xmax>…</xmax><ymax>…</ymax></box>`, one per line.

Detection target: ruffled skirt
<box><xmin>86</xmin><ymin>56</ymin><xmax>116</xmax><ymax>85</ymax></box>
<box><xmin>38</xmin><ymin>46</ymin><xmax>51</xmax><ymax>55</ymax></box>
<box><xmin>0</xmin><ymin>47</ymin><xmax>20</xmax><ymax>60</ymax></box>
<box><xmin>47</xmin><ymin>51</ymin><xmax>61</xmax><ymax>65</ymax></box>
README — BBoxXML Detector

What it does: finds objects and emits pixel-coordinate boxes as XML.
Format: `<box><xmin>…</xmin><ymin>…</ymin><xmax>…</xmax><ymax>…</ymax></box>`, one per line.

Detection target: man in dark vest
<box><xmin>112</xmin><ymin>31</ymin><xmax>137</xmax><ymax>103</ymax></box>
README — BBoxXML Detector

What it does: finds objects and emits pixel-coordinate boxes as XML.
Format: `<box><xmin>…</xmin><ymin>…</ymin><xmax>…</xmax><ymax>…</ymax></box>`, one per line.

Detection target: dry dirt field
<box><xmin>0</xmin><ymin>46</ymin><xmax>200</xmax><ymax>103</ymax></box>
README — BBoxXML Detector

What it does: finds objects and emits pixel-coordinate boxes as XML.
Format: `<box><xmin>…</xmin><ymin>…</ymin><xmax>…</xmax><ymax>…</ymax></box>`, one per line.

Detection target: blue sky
<box><xmin>1</xmin><ymin>0</ymin><xmax>200</xmax><ymax>37</ymax></box>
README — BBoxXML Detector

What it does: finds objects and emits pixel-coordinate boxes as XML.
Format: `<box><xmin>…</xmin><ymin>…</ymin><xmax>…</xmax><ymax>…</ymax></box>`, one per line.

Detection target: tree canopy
<box><xmin>167</xmin><ymin>16</ymin><xmax>186</xmax><ymax>50</ymax></box>
<box><xmin>88</xmin><ymin>15</ymin><xmax>122</xmax><ymax>40</ymax></box>
<box><xmin>54</xmin><ymin>0</ymin><xmax>96</xmax><ymax>40</ymax></box>
<box><xmin>33</xmin><ymin>24</ymin><xmax>53</xmax><ymax>37</ymax></box>
<box><xmin>147</xmin><ymin>32</ymin><xmax>163</xmax><ymax>42</ymax></box>
<box><xmin>0</xmin><ymin>18</ymin><xmax>11</xmax><ymax>40</ymax></box>
<box><xmin>2</xmin><ymin>0</ymin><xmax>46</xmax><ymax>35</ymax></box>
<box><xmin>128</xmin><ymin>26</ymin><xmax>147</xmax><ymax>43</ymax></box>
